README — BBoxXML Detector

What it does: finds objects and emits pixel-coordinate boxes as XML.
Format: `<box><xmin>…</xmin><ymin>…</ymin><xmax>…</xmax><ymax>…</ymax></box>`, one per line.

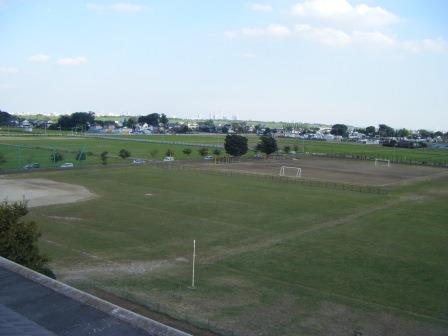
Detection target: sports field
<box><xmin>192</xmin><ymin>157</ymin><xmax>446</xmax><ymax>186</ymax></box>
<box><xmin>1</xmin><ymin>134</ymin><xmax>448</xmax><ymax>171</ymax></box>
<box><xmin>5</xmin><ymin>160</ymin><xmax>447</xmax><ymax>336</ymax></box>
<box><xmin>0</xmin><ymin>136</ymin><xmax>217</xmax><ymax>169</ymax></box>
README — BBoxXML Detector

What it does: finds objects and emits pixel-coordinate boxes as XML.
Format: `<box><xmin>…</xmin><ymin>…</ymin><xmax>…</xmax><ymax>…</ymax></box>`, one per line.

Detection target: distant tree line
<box><xmin>50</xmin><ymin>111</ymin><xmax>95</xmax><ymax>131</ymax></box>
<box><xmin>137</xmin><ymin>113</ymin><xmax>168</xmax><ymax>127</ymax></box>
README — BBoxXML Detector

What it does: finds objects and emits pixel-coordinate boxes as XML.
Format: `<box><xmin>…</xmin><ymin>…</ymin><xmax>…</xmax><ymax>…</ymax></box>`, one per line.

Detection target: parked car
<box><xmin>23</xmin><ymin>163</ymin><xmax>40</xmax><ymax>169</ymax></box>
<box><xmin>254</xmin><ymin>153</ymin><xmax>264</xmax><ymax>159</ymax></box>
<box><xmin>163</xmin><ymin>156</ymin><xmax>175</xmax><ymax>162</ymax></box>
<box><xmin>203</xmin><ymin>155</ymin><xmax>214</xmax><ymax>160</ymax></box>
<box><xmin>132</xmin><ymin>159</ymin><xmax>146</xmax><ymax>165</ymax></box>
<box><xmin>60</xmin><ymin>162</ymin><xmax>74</xmax><ymax>168</ymax></box>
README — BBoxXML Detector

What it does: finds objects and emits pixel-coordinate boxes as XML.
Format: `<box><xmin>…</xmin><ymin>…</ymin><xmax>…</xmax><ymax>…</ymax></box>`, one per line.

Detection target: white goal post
<box><xmin>279</xmin><ymin>166</ymin><xmax>302</xmax><ymax>178</ymax></box>
<box><xmin>375</xmin><ymin>158</ymin><xmax>391</xmax><ymax>167</ymax></box>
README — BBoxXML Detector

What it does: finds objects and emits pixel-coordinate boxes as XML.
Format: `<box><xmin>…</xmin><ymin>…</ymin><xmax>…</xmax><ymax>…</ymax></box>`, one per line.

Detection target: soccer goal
<box><xmin>279</xmin><ymin>166</ymin><xmax>302</xmax><ymax>178</ymax></box>
<box><xmin>374</xmin><ymin>158</ymin><xmax>391</xmax><ymax>167</ymax></box>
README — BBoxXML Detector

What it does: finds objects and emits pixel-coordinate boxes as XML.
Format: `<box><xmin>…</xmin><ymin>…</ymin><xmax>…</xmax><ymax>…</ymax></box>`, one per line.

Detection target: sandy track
<box><xmin>0</xmin><ymin>178</ymin><xmax>94</xmax><ymax>207</ymax></box>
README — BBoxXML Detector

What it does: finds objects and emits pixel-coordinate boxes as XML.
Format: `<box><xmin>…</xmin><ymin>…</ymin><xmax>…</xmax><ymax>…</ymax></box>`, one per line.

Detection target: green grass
<box><xmin>0</xmin><ymin>136</ymin><xmax>221</xmax><ymax>169</ymax></box>
<box><xmin>1</xmin><ymin>134</ymin><xmax>447</xmax><ymax>170</ymax></box>
<box><xmin>102</xmin><ymin>133</ymin><xmax>448</xmax><ymax>165</ymax></box>
<box><xmin>18</xmin><ymin>165</ymin><xmax>448</xmax><ymax>335</ymax></box>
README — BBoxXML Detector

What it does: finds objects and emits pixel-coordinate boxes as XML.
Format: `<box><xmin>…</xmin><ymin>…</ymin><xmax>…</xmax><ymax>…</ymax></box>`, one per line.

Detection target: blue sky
<box><xmin>0</xmin><ymin>0</ymin><xmax>447</xmax><ymax>130</ymax></box>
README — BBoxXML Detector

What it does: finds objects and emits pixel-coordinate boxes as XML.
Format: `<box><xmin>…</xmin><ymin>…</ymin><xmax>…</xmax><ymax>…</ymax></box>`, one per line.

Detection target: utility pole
<box><xmin>191</xmin><ymin>240</ymin><xmax>196</xmax><ymax>289</ymax></box>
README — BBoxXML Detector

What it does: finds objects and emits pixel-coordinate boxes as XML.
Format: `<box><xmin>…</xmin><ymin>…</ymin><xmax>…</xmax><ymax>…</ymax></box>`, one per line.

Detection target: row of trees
<box><xmin>331</xmin><ymin>123</ymin><xmax>447</xmax><ymax>139</ymax></box>
<box><xmin>137</xmin><ymin>113</ymin><xmax>168</xmax><ymax>128</ymax></box>
<box><xmin>49</xmin><ymin>112</ymin><xmax>170</xmax><ymax>132</ymax></box>
<box><xmin>50</xmin><ymin>111</ymin><xmax>95</xmax><ymax>131</ymax></box>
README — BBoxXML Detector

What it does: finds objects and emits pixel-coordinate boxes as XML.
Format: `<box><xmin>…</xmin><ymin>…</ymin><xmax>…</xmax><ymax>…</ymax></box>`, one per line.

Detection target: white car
<box><xmin>60</xmin><ymin>162</ymin><xmax>74</xmax><ymax>168</ymax></box>
<box><xmin>203</xmin><ymin>155</ymin><xmax>214</xmax><ymax>160</ymax></box>
<box><xmin>132</xmin><ymin>159</ymin><xmax>146</xmax><ymax>165</ymax></box>
<box><xmin>163</xmin><ymin>156</ymin><xmax>175</xmax><ymax>162</ymax></box>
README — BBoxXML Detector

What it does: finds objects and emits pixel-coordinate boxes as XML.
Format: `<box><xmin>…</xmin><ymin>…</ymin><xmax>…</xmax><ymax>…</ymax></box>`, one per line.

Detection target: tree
<box><xmin>419</xmin><ymin>129</ymin><xmax>433</xmax><ymax>138</ymax></box>
<box><xmin>118</xmin><ymin>149</ymin><xmax>131</xmax><ymax>159</ymax></box>
<box><xmin>224</xmin><ymin>134</ymin><xmax>248</xmax><ymax>157</ymax></box>
<box><xmin>293</xmin><ymin>144</ymin><xmax>299</xmax><ymax>152</ymax></box>
<box><xmin>0</xmin><ymin>201</ymin><xmax>54</xmax><ymax>278</ymax></box>
<box><xmin>138</xmin><ymin>113</ymin><xmax>160</xmax><ymax>127</ymax></box>
<box><xmin>378</xmin><ymin>124</ymin><xmax>395</xmax><ymax>137</ymax></box>
<box><xmin>165</xmin><ymin>149</ymin><xmax>174</xmax><ymax>157</ymax></box>
<box><xmin>283</xmin><ymin>146</ymin><xmax>291</xmax><ymax>154</ymax></box>
<box><xmin>198</xmin><ymin>148</ymin><xmax>209</xmax><ymax>157</ymax></box>
<box><xmin>213</xmin><ymin>149</ymin><xmax>221</xmax><ymax>156</ymax></box>
<box><xmin>150</xmin><ymin>149</ymin><xmax>159</xmax><ymax>158</ymax></box>
<box><xmin>50</xmin><ymin>152</ymin><xmax>64</xmax><ymax>164</ymax></box>
<box><xmin>100</xmin><ymin>151</ymin><xmax>109</xmax><ymax>165</ymax></box>
<box><xmin>263</xmin><ymin>127</ymin><xmax>272</xmax><ymax>135</ymax></box>
<box><xmin>0</xmin><ymin>110</ymin><xmax>13</xmax><ymax>125</ymax></box>
<box><xmin>123</xmin><ymin>117</ymin><xmax>137</xmax><ymax>129</ymax></box>
<box><xmin>366</xmin><ymin>126</ymin><xmax>376</xmax><ymax>136</ymax></box>
<box><xmin>396</xmin><ymin>128</ymin><xmax>410</xmax><ymax>138</ymax></box>
<box><xmin>71</xmin><ymin>111</ymin><xmax>95</xmax><ymax>130</ymax></box>
<box><xmin>256</xmin><ymin>135</ymin><xmax>277</xmax><ymax>156</ymax></box>
<box><xmin>182</xmin><ymin>148</ymin><xmax>192</xmax><ymax>156</ymax></box>
<box><xmin>330</xmin><ymin>124</ymin><xmax>348</xmax><ymax>137</ymax></box>
<box><xmin>53</xmin><ymin>112</ymin><xmax>95</xmax><ymax>131</ymax></box>
<box><xmin>160</xmin><ymin>114</ymin><xmax>168</xmax><ymax>128</ymax></box>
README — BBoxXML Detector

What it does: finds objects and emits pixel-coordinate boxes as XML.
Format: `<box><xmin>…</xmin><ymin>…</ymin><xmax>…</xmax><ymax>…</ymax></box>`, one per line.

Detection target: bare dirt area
<box><xmin>0</xmin><ymin>177</ymin><xmax>94</xmax><ymax>207</ymax></box>
<box><xmin>186</xmin><ymin>157</ymin><xmax>447</xmax><ymax>186</ymax></box>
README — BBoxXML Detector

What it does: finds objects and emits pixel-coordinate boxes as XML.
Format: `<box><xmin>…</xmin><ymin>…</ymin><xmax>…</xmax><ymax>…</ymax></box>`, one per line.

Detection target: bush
<box><xmin>182</xmin><ymin>148</ymin><xmax>192</xmax><ymax>156</ymax></box>
<box><xmin>100</xmin><ymin>151</ymin><xmax>109</xmax><ymax>165</ymax></box>
<box><xmin>165</xmin><ymin>149</ymin><xmax>175</xmax><ymax>157</ymax></box>
<box><xmin>119</xmin><ymin>149</ymin><xmax>131</xmax><ymax>159</ymax></box>
<box><xmin>198</xmin><ymin>148</ymin><xmax>209</xmax><ymax>157</ymax></box>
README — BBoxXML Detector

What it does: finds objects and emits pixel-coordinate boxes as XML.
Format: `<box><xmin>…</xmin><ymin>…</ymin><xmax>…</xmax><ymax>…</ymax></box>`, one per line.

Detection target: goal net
<box><xmin>375</xmin><ymin>159</ymin><xmax>391</xmax><ymax>167</ymax></box>
<box><xmin>279</xmin><ymin>166</ymin><xmax>302</xmax><ymax>178</ymax></box>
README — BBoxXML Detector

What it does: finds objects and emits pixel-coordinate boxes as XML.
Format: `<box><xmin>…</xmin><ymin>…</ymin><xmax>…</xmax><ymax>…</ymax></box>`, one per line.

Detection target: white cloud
<box><xmin>295</xmin><ymin>24</ymin><xmax>351</xmax><ymax>47</ymax></box>
<box><xmin>0</xmin><ymin>67</ymin><xmax>18</xmax><ymax>75</ymax></box>
<box><xmin>248</xmin><ymin>3</ymin><xmax>272</xmax><ymax>12</ymax></box>
<box><xmin>291</xmin><ymin>0</ymin><xmax>399</xmax><ymax>28</ymax></box>
<box><xmin>28</xmin><ymin>54</ymin><xmax>51</xmax><ymax>63</ymax></box>
<box><xmin>227</xmin><ymin>24</ymin><xmax>291</xmax><ymax>39</ymax></box>
<box><xmin>87</xmin><ymin>2</ymin><xmax>145</xmax><ymax>13</ymax></box>
<box><xmin>57</xmin><ymin>57</ymin><xmax>88</xmax><ymax>66</ymax></box>
<box><xmin>402</xmin><ymin>38</ymin><xmax>448</xmax><ymax>54</ymax></box>
<box><xmin>352</xmin><ymin>31</ymin><xmax>396</xmax><ymax>47</ymax></box>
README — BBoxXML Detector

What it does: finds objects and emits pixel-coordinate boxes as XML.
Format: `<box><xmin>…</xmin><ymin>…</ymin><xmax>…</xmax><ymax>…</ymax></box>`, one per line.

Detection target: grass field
<box><xmin>1</xmin><ymin>134</ymin><xmax>447</xmax><ymax>171</ymax></box>
<box><xmin>0</xmin><ymin>136</ymin><xmax>220</xmax><ymax>169</ymax></box>
<box><xmin>10</xmin><ymin>163</ymin><xmax>447</xmax><ymax>336</ymax></box>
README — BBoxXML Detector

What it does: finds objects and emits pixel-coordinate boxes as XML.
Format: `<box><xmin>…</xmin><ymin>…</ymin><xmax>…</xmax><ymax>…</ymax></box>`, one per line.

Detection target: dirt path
<box><xmin>0</xmin><ymin>178</ymin><xmax>94</xmax><ymax>207</ymax></box>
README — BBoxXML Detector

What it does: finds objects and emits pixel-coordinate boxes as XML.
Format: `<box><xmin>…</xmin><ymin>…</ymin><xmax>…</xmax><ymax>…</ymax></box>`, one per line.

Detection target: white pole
<box><xmin>192</xmin><ymin>240</ymin><xmax>196</xmax><ymax>289</ymax></box>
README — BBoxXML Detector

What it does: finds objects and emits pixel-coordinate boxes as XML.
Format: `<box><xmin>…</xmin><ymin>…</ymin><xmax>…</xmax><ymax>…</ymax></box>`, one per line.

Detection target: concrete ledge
<box><xmin>0</xmin><ymin>257</ymin><xmax>191</xmax><ymax>336</ymax></box>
